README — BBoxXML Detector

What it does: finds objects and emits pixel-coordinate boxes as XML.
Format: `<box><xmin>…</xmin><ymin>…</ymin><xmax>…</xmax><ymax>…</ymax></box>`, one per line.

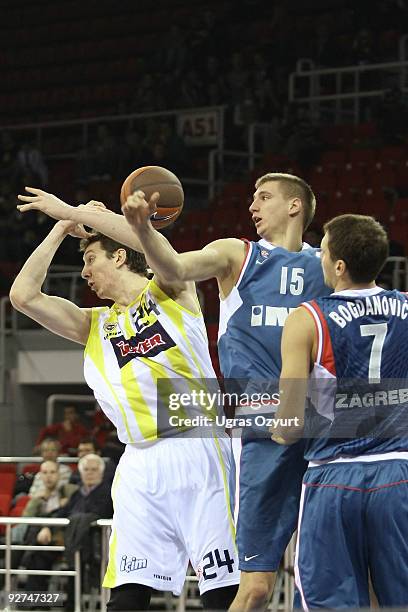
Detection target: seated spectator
<box><xmin>25</xmin><ymin>460</ymin><xmax>77</xmax><ymax>516</ymax></box>
<box><xmin>16</xmin><ymin>141</ymin><xmax>48</xmax><ymax>187</ymax></box>
<box><xmin>69</xmin><ymin>437</ymin><xmax>116</xmax><ymax>485</ymax></box>
<box><xmin>90</xmin><ymin>404</ymin><xmax>117</xmax><ymax>448</ymax></box>
<box><xmin>35</xmin><ymin>406</ymin><xmax>89</xmax><ymax>456</ymax></box>
<box><xmin>12</xmin><ymin>461</ymin><xmax>77</xmax><ymax>551</ymax></box>
<box><xmin>29</xmin><ymin>439</ymin><xmax>72</xmax><ymax>496</ymax></box>
<box><xmin>24</xmin><ymin>454</ymin><xmax>113</xmax><ymax>609</ymax></box>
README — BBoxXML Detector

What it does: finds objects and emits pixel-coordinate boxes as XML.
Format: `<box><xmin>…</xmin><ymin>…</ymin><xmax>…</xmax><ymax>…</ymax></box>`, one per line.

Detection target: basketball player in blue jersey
<box><xmin>273</xmin><ymin>214</ymin><xmax>408</xmax><ymax>609</ymax></box>
<box><xmin>16</xmin><ymin>175</ymin><xmax>328</xmax><ymax>609</ymax></box>
<box><xmin>12</xmin><ymin>196</ymin><xmax>240</xmax><ymax>610</ymax></box>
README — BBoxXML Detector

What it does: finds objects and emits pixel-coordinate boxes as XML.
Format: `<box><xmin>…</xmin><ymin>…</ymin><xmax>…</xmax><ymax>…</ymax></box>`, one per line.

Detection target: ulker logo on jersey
<box><xmin>110</xmin><ymin>320</ymin><xmax>176</xmax><ymax>368</ymax></box>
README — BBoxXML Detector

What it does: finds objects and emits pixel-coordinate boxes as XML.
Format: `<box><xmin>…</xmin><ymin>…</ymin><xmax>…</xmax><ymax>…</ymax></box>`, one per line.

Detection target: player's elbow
<box><xmin>272</xmin><ymin>417</ymin><xmax>304</xmax><ymax>444</ymax></box>
<box><xmin>163</xmin><ymin>255</ymin><xmax>188</xmax><ymax>282</ymax></box>
<box><xmin>9</xmin><ymin>285</ymin><xmax>34</xmax><ymax>311</ymax></box>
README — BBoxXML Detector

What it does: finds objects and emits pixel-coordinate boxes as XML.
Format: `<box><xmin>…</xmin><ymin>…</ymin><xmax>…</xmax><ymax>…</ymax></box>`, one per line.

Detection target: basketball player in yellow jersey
<box><xmin>10</xmin><ymin>208</ymin><xmax>239</xmax><ymax>610</ymax></box>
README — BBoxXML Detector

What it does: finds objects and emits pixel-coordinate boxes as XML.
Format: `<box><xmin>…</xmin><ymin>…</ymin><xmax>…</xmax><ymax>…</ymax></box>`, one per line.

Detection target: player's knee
<box><xmin>107</xmin><ymin>583</ymin><xmax>152</xmax><ymax>611</ymax></box>
<box><xmin>245</xmin><ymin>583</ymin><xmax>271</xmax><ymax>609</ymax></box>
<box><xmin>237</xmin><ymin>573</ymin><xmax>275</xmax><ymax>610</ymax></box>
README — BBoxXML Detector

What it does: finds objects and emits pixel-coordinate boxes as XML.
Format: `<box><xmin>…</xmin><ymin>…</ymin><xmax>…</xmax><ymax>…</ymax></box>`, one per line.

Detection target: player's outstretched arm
<box><xmin>121</xmin><ymin>190</ymin><xmax>245</xmax><ymax>285</ymax></box>
<box><xmin>271</xmin><ymin>308</ymin><xmax>315</xmax><ymax>444</ymax></box>
<box><xmin>17</xmin><ymin>187</ymin><xmax>145</xmax><ymax>253</ymax></box>
<box><xmin>9</xmin><ymin>221</ymin><xmax>92</xmax><ymax>345</ymax></box>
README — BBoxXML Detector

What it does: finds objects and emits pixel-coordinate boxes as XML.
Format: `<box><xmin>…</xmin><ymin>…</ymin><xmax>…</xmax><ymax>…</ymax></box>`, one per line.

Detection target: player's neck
<box><xmin>262</xmin><ymin>228</ymin><xmax>303</xmax><ymax>252</ymax></box>
<box><xmin>111</xmin><ymin>275</ymin><xmax>149</xmax><ymax>312</ymax></box>
<box><xmin>333</xmin><ymin>280</ymin><xmax>377</xmax><ymax>292</ymax></box>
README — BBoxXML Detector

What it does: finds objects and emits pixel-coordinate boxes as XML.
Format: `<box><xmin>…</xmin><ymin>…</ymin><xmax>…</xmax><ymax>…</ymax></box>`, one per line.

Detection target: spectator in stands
<box><xmin>76</xmin><ymin>124</ymin><xmax>117</xmax><ymax>183</ymax></box>
<box><xmin>374</xmin><ymin>86</ymin><xmax>408</xmax><ymax>145</ymax></box>
<box><xmin>282</xmin><ymin>105</ymin><xmax>323</xmax><ymax>170</ymax></box>
<box><xmin>29</xmin><ymin>439</ymin><xmax>72</xmax><ymax>496</ymax></box>
<box><xmin>12</xmin><ymin>461</ymin><xmax>78</xmax><ymax>573</ymax></box>
<box><xmin>0</xmin><ymin>131</ymin><xmax>18</xmax><ymax>186</ymax></box>
<box><xmin>16</xmin><ymin>141</ymin><xmax>48</xmax><ymax>187</ymax></box>
<box><xmin>35</xmin><ymin>406</ymin><xmax>89</xmax><ymax>456</ymax></box>
<box><xmin>23</xmin><ymin>454</ymin><xmax>113</xmax><ymax>608</ymax></box>
<box><xmin>69</xmin><ymin>437</ymin><xmax>116</xmax><ymax>485</ymax></box>
<box><xmin>25</xmin><ymin>460</ymin><xmax>77</xmax><ymax>516</ymax></box>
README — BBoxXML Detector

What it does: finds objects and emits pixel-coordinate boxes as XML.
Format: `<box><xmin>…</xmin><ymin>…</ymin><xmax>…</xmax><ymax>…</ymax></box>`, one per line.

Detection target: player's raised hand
<box><xmin>58</xmin><ymin>219</ymin><xmax>93</xmax><ymax>239</ymax></box>
<box><xmin>121</xmin><ymin>190</ymin><xmax>160</xmax><ymax>230</ymax></box>
<box><xmin>17</xmin><ymin>187</ymin><xmax>72</xmax><ymax>221</ymax></box>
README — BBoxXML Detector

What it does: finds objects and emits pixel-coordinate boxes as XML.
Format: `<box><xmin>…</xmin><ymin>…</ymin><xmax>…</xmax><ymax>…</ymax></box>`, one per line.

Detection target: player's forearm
<box><xmin>72</xmin><ymin>208</ymin><xmax>143</xmax><ymax>252</ymax></box>
<box><xmin>131</xmin><ymin>223</ymin><xmax>188</xmax><ymax>281</ymax></box>
<box><xmin>9</xmin><ymin>223</ymin><xmax>67</xmax><ymax>308</ymax></box>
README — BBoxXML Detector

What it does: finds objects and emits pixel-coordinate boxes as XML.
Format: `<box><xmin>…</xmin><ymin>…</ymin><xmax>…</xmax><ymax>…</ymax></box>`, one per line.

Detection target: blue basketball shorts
<box><xmin>295</xmin><ymin>456</ymin><xmax>408</xmax><ymax>609</ymax></box>
<box><xmin>234</xmin><ymin>437</ymin><xmax>308</xmax><ymax>572</ymax></box>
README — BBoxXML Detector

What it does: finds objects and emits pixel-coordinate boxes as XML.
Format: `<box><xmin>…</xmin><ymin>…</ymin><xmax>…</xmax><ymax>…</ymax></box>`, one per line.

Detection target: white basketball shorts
<box><xmin>103</xmin><ymin>435</ymin><xmax>239</xmax><ymax>595</ymax></box>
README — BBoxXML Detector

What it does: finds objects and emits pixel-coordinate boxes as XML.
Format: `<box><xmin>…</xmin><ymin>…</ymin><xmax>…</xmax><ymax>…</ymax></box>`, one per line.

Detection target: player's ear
<box><xmin>288</xmin><ymin>197</ymin><xmax>302</xmax><ymax>217</ymax></box>
<box><xmin>335</xmin><ymin>259</ymin><xmax>346</xmax><ymax>277</ymax></box>
<box><xmin>114</xmin><ymin>248</ymin><xmax>127</xmax><ymax>268</ymax></box>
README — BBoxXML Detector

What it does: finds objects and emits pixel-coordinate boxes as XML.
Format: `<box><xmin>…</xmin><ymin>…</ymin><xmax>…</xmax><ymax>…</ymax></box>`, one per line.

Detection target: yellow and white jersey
<box><xmin>84</xmin><ymin>279</ymin><xmax>217</xmax><ymax>445</ymax></box>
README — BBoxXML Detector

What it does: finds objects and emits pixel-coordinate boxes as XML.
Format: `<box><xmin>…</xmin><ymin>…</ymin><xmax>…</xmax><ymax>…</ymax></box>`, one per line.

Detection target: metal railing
<box><xmin>0</xmin><ymin>517</ymin><xmax>81</xmax><ymax>612</ymax></box>
<box><xmin>386</xmin><ymin>256</ymin><xmax>408</xmax><ymax>290</ymax></box>
<box><xmin>288</xmin><ymin>59</ymin><xmax>408</xmax><ymax>123</ymax></box>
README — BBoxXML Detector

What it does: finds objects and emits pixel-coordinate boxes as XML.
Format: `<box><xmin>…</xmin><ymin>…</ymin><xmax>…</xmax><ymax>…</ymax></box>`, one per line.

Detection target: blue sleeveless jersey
<box><xmin>303</xmin><ymin>288</ymin><xmax>408</xmax><ymax>460</ymax></box>
<box><xmin>218</xmin><ymin>239</ymin><xmax>330</xmax><ymax>380</ymax></box>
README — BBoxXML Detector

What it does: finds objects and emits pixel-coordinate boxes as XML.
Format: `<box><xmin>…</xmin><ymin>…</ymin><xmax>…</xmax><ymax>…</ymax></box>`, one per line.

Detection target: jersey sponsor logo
<box><xmin>103</xmin><ymin>321</ymin><xmax>121</xmax><ymax>340</ymax></box>
<box><xmin>244</xmin><ymin>554</ymin><xmax>260</xmax><ymax>561</ymax></box>
<box><xmin>120</xmin><ymin>555</ymin><xmax>148</xmax><ymax>572</ymax></box>
<box><xmin>110</xmin><ymin>321</ymin><xmax>176</xmax><ymax>368</ymax></box>
<box><xmin>117</xmin><ymin>334</ymin><xmax>165</xmax><ymax>357</ymax></box>
<box><xmin>251</xmin><ymin>305</ymin><xmax>296</xmax><ymax>327</ymax></box>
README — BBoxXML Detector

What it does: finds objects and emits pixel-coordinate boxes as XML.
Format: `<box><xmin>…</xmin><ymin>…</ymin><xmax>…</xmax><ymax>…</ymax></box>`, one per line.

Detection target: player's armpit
<box><xmin>152</xmin><ymin>277</ymin><xmax>200</xmax><ymax>315</ymax></box>
<box><xmin>171</xmin><ymin>238</ymin><xmax>246</xmax><ymax>285</ymax></box>
<box><xmin>11</xmin><ymin>293</ymin><xmax>91</xmax><ymax>345</ymax></box>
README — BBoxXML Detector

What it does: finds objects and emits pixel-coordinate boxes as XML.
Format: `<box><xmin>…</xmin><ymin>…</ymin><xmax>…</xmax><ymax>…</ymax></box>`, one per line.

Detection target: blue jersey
<box><xmin>303</xmin><ymin>288</ymin><xmax>408</xmax><ymax>460</ymax></box>
<box><xmin>218</xmin><ymin>239</ymin><xmax>329</xmax><ymax>380</ymax></box>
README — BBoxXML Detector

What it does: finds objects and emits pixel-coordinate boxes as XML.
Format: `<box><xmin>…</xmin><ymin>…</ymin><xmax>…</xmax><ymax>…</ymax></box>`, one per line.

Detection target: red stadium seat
<box><xmin>321</xmin><ymin>150</ymin><xmax>347</xmax><ymax>168</ymax></box>
<box><xmin>0</xmin><ymin>493</ymin><xmax>12</xmax><ymax>516</ymax></box>
<box><xmin>22</xmin><ymin>463</ymin><xmax>41</xmax><ymax>475</ymax></box>
<box><xmin>206</xmin><ymin>323</ymin><xmax>218</xmax><ymax>348</ymax></box>
<box><xmin>366</xmin><ymin>163</ymin><xmax>396</xmax><ymax>191</ymax></box>
<box><xmin>348</xmin><ymin>149</ymin><xmax>377</xmax><ymax>167</ymax></box>
<box><xmin>337</xmin><ymin>163</ymin><xmax>366</xmax><ymax>191</ymax></box>
<box><xmin>0</xmin><ymin>473</ymin><xmax>16</xmax><ymax>496</ymax></box>
<box><xmin>0</xmin><ymin>463</ymin><xmax>16</xmax><ymax>474</ymax></box>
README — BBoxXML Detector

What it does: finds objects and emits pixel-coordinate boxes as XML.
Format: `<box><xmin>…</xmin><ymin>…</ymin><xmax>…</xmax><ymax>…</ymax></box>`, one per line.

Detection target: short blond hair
<box><xmin>255</xmin><ymin>172</ymin><xmax>316</xmax><ymax>231</ymax></box>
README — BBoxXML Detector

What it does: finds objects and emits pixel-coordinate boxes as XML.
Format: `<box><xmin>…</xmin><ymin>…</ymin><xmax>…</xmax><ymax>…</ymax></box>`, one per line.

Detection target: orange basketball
<box><xmin>120</xmin><ymin>166</ymin><xmax>184</xmax><ymax>229</ymax></box>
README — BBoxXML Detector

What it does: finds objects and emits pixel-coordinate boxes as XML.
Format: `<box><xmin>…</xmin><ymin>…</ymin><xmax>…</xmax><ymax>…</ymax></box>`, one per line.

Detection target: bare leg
<box><xmin>229</xmin><ymin>571</ymin><xmax>276</xmax><ymax>611</ymax></box>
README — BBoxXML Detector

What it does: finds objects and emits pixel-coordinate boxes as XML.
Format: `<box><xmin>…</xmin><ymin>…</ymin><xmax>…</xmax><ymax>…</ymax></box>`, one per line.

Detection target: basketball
<box><xmin>120</xmin><ymin>165</ymin><xmax>184</xmax><ymax>229</ymax></box>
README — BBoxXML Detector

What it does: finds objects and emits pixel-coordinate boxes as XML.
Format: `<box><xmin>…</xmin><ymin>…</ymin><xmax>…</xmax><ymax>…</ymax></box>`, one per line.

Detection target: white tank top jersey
<box><xmin>84</xmin><ymin>279</ymin><xmax>218</xmax><ymax>445</ymax></box>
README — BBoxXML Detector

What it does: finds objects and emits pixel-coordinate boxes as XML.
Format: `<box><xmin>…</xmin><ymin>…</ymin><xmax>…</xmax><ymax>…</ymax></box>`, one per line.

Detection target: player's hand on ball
<box><xmin>17</xmin><ymin>187</ymin><xmax>72</xmax><ymax>221</ymax></box>
<box><xmin>121</xmin><ymin>190</ymin><xmax>160</xmax><ymax>230</ymax></box>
